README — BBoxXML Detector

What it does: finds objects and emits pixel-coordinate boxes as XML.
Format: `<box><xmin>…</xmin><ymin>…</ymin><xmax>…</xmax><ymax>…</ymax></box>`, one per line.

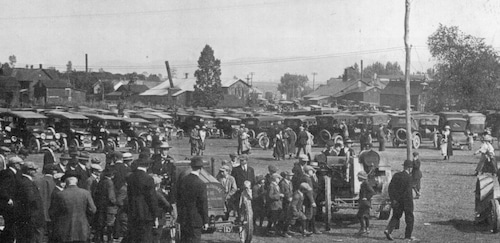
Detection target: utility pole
<box><xmin>312</xmin><ymin>72</ymin><xmax>317</xmax><ymax>90</ymax></box>
<box><xmin>404</xmin><ymin>0</ymin><xmax>412</xmax><ymax>160</ymax></box>
<box><xmin>249</xmin><ymin>72</ymin><xmax>255</xmax><ymax>86</ymax></box>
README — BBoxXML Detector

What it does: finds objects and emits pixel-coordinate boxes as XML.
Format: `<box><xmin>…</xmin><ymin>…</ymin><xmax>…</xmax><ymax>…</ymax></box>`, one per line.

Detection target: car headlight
<box><xmin>81</xmin><ymin>135</ymin><xmax>85</xmax><ymax>140</ymax></box>
<box><xmin>71</xmin><ymin>129</ymin><xmax>76</xmax><ymax>133</ymax></box>
<box><xmin>41</xmin><ymin>133</ymin><xmax>46</xmax><ymax>140</ymax></box>
<box><xmin>100</xmin><ymin>128</ymin><xmax>105</xmax><ymax>133</ymax></box>
<box><xmin>11</xmin><ymin>136</ymin><xmax>17</xmax><ymax>142</ymax></box>
<box><xmin>55</xmin><ymin>133</ymin><xmax>61</xmax><ymax>139</ymax></box>
<box><xmin>92</xmin><ymin>136</ymin><xmax>97</xmax><ymax>141</ymax></box>
<box><xmin>147</xmin><ymin>135</ymin><xmax>152</xmax><ymax>141</ymax></box>
<box><xmin>127</xmin><ymin>137</ymin><xmax>131</xmax><ymax>141</ymax></box>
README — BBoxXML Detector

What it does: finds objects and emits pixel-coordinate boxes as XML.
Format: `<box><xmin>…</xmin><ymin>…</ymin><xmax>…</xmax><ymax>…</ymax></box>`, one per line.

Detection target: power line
<box><xmin>25</xmin><ymin>46</ymin><xmax>405</xmax><ymax>71</ymax></box>
<box><xmin>0</xmin><ymin>1</ymin><xmax>290</xmax><ymax>20</ymax></box>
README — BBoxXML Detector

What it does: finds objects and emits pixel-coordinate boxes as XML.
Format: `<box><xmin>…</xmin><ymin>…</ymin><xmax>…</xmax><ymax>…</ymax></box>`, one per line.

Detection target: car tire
<box><xmin>29</xmin><ymin>137</ymin><xmax>41</xmax><ymax>153</ymax></box>
<box><xmin>96</xmin><ymin>139</ymin><xmax>105</xmax><ymax>153</ymax></box>
<box><xmin>412</xmin><ymin>135</ymin><xmax>421</xmax><ymax>149</ymax></box>
<box><xmin>70</xmin><ymin>138</ymin><xmax>79</xmax><ymax>149</ymax></box>
<box><xmin>319</xmin><ymin>129</ymin><xmax>332</xmax><ymax>142</ymax></box>
<box><xmin>61</xmin><ymin>138</ymin><xmax>68</xmax><ymax>152</ymax></box>
<box><xmin>130</xmin><ymin>140</ymin><xmax>140</xmax><ymax>153</ymax></box>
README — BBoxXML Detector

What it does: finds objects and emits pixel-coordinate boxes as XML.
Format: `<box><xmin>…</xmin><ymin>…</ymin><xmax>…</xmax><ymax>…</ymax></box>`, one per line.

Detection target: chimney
<box><xmin>185</xmin><ymin>73</ymin><xmax>189</xmax><ymax>79</ymax></box>
<box><xmin>360</xmin><ymin>60</ymin><xmax>363</xmax><ymax>80</ymax></box>
<box><xmin>39</xmin><ymin>64</ymin><xmax>43</xmax><ymax>69</ymax></box>
<box><xmin>164</xmin><ymin>61</ymin><xmax>174</xmax><ymax>88</ymax></box>
<box><xmin>85</xmin><ymin>54</ymin><xmax>88</xmax><ymax>73</ymax></box>
<box><xmin>343</xmin><ymin>68</ymin><xmax>348</xmax><ymax>82</ymax></box>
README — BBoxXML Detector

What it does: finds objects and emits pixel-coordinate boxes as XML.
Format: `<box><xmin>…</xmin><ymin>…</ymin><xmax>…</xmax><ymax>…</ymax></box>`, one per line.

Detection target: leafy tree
<box><xmin>277</xmin><ymin>73</ymin><xmax>309</xmax><ymax>100</ymax></box>
<box><xmin>426</xmin><ymin>24</ymin><xmax>500</xmax><ymax>111</ymax></box>
<box><xmin>193</xmin><ymin>45</ymin><xmax>223</xmax><ymax>108</ymax></box>
<box><xmin>8</xmin><ymin>55</ymin><xmax>16</xmax><ymax>68</ymax></box>
<box><xmin>0</xmin><ymin>63</ymin><xmax>13</xmax><ymax>76</ymax></box>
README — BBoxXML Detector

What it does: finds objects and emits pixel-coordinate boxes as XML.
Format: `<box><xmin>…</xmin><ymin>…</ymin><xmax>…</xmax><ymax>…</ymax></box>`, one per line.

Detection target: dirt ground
<box><xmin>27</xmin><ymin>137</ymin><xmax>500</xmax><ymax>243</ymax></box>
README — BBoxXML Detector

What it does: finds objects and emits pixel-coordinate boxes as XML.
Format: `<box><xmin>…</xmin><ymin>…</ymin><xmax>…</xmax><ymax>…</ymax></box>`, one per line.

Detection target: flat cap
<box><xmin>8</xmin><ymin>156</ymin><xmax>24</xmax><ymax>165</ymax></box>
<box><xmin>219</xmin><ymin>165</ymin><xmax>231</xmax><ymax>172</ymax></box>
<box><xmin>268</xmin><ymin>165</ymin><xmax>278</xmax><ymax>173</ymax></box>
<box><xmin>123</xmin><ymin>152</ymin><xmax>133</xmax><ymax>160</ymax></box>
<box><xmin>59</xmin><ymin>153</ymin><xmax>72</xmax><ymax>160</ymax></box>
<box><xmin>0</xmin><ymin>146</ymin><xmax>11</xmax><ymax>153</ymax></box>
<box><xmin>403</xmin><ymin>159</ymin><xmax>413</xmax><ymax>168</ymax></box>
<box><xmin>159</xmin><ymin>141</ymin><xmax>171</xmax><ymax>149</ymax></box>
<box><xmin>90</xmin><ymin>164</ymin><xmax>103</xmax><ymax>172</ymax></box>
<box><xmin>304</xmin><ymin>165</ymin><xmax>316</xmax><ymax>173</ymax></box>
<box><xmin>357</xmin><ymin>171</ymin><xmax>368</xmax><ymax>180</ymax></box>
<box><xmin>412</xmin><ymin>151</ymin><xmax>419</xmax><ymax>156</ymax></box>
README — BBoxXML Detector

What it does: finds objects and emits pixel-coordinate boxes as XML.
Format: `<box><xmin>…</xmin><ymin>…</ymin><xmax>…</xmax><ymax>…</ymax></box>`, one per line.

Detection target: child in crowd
<box><xmin>357</xmin><ymin>171</ymin><xmax>375</xmax><ymax>235</ymax></box>
<box><xmin>252</xmin><ymin>175</ymin><xmax>266</xmax><ymax>227</ymax></box>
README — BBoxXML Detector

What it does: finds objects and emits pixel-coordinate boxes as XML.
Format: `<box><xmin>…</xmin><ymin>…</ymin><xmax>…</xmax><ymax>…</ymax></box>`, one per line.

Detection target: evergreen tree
<box><xmin>193</xmin><ymin>45</ymin><xmax>223</xmax><ymax>108</ymax></box>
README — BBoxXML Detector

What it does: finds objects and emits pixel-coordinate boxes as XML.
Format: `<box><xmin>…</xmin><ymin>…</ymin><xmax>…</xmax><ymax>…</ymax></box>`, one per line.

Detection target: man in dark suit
<box><xmin>0</xmin><ymin>156</ymin><xmax>23</xmax><ymax>243</ymax></box>
<box><xmin>35</xmin><ymin>164</ymin><xmax>58</xmax><ymax>241</ymax></box>
<box><xmin>56</xmin><ymin>153</ymin><xmax>71</xmax><ymax>174</ymax></box>
<box><xmin>125</xmin><ymin>158</ymin><xmax>159</xmax><ymax>243</ymax></box>
<box><xmin>95</xmin><ymin>169</ymin><xmax>117</xmax><ymax>242</ymax></box>
<box><xmin>110</xmin><ymin>151</ymin><xmax>131</xmax><ymax>240</ymax></box>
<box><xmin>384</xmin><ymin>160</ymin><xmax>415</xmax><ymax>241</ymax></box>
<box><xmin>16</xmin><ymin>162</ymin><xmax>45</xmax><ymax>243</ymax></box>
<box><xmin>296</xmin><ymin>126</ymin><xmax>308</xmax><ymax>157</ymax></box>
<box><xmin>177</xmin><ymin>156</ymin><xmax>209</xmax><ymax>242</ymax></box>
<box><xmin>231</xmin><ymin>155</ymin><xmax>255</xmax><ymax>189</ymax></box>
<box><xmin>73</xmin><ymin>152</ymin><xmax>91</xmax><ymax>188</ymax></box>
<box><xmin>49</xmin><ymin>171</ymin><xmax>97</xmax><ymax>243</ymax></box>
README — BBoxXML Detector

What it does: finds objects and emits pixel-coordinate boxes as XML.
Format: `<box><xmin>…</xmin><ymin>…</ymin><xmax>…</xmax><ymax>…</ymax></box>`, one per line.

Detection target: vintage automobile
<box><xmin>175</xmin><ymin>113</ymin><xmax>217</xmax><ymax>137</ymax></box>
<box><xmin>0</xmin><ymin>111</ymin><xmax>62</xmax><ymax>153</ymax></box>
<box><xmin>121</xmin><ymin>117</ymin><xmax>152</xmax><ymax>152</ymax></box>
<box><xmin>84</xmin><ymin>114</ymin><xmax>129</xmax><ymax>152</ymax></box>
<box><xmin>486</xmin><ymin>111</ymin><xmax>500</xmax><ymax>141</ymax></box>
<box><xmin>315</xmin><ymin>113</ymin><xmax>357</xmax><ymax>145</ymax></box>
<box><xmin>215</xmin><ymin>116</ymin><xmax>242</xmax><ymax>139</ymax></box>
<box><xmin>242</xmin><ymin>116</ymin><xmax>284</xmax><ymax>148</ymax></box>
<box><xmin>388</xmin><ymin>114</ymin><xmax>422</xmax><ymax>149</ymax></box>
<box><xmin>283</xmin><ymin>115</ymin><xmax>318</xmax><ymax>139</ymax></box>
<box><xmin>466</xmin><ymin>112</ymin><xmax>486</xmax><ymax>138</ymax></box>
<box><xmin>316</xmin><ymin>150</ymin><xmax>392</xmax><ymax>225</ymax></box>
<box><xmin>438</xmin><ymin>111</ymin><xmax>465</xmax><ymax>129</ymax></box>
<box><xmin>413</xmin><ymin>113</ymin><xmax>440</xmax><ymax>148</ymax></box>
<box><xmin>442</xmin><ymin>117</ymin><xmax>469</xmax><ymax>149</ymax></box>
<box><xmin>45</xmin><ymin>111</ymin><xmax>93</xmax><ymax>151</ymax></box>
<box><xmin>130</xmin><ymin>112</ymin><xmax>173</xmax><ymax>141</ymax></box>
<box><xmin>0</xmin><ymin>118</ymin><xmax>23</xmax><ymax>153</ymax></box>
<box><xmin>160</xmin><ymin>159</ymin><xmax>253</xmax><ymax>242</ymax></box>
<box><xmin>353</xmin><ymin>111</ymin><xmax>390</xmax><ymax>140</ymax></box>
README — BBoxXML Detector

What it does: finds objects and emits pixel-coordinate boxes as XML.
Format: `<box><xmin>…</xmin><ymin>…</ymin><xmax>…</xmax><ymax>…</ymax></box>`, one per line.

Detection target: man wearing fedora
<box><xmin>384</xmin><ymin>160</ymin><xmax>415</xmax><ymax>241</ymax></box>
<box><xmin>0</xmin><ymin>156</ymin><xmax>23</xmax><ymax>243</ymax></box>
<box><xmin>56</xmin><ymin>153</ymin><xmax>72</xmax><ymax>174</ymax></box>
<box><xmin>49</xmin><ymin>171</ymin><xmax>97</xmax><ymax>243</ymax></box>
<box><xmin>177</xmin><ymin>156</ymin><xmax>209</xmax><ymax>242</ymax></box>
<box><xmin>125</xmin><ymin>158</ymin><xmax>159</xmax><ymax>243</ymax></box>
<box><xmin>35</xmin><ymin>163</ymin><xmax>59</xmax><ymax>241</ymax></box>
<box><xmin>16</xmin><ymin>162</ymin><xmax>45</xmax><ymax>243</ymax></box>
<box><xmin>150</xmin><ymin>141</ymin><xmax>177</xmax><ymax>217</ymax></box>
<box><xmin>73</xmin><ymin>152</ymin><xmax>91</xmax><ymax>188</ymax></box>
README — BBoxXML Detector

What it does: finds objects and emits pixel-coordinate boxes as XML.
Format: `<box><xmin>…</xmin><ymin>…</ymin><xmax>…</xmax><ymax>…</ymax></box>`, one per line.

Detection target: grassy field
<box><xmin>26</xmin><ymin>137</ymin><xmax>500</xmax><ymax>243</ymax></box>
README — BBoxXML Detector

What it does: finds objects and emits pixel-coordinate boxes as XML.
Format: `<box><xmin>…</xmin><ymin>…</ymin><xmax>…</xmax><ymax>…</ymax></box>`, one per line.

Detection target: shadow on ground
<box><xmin>430</xmin><ymin>219</ymin><xmax>491</xmax><ymax>233</ymax></box>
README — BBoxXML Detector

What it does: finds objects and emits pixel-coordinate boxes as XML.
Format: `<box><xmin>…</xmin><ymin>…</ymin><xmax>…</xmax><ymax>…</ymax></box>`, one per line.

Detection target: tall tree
<box><xmin>193</xmin><ymin>45</ymin><xmax>223</xmax><ymax>108</ymax></box>
<box><xmin>426</xmin><ymin>24</ymin><xmax>500</xmax><ymax>111</ymax></box>
<box><xmin>277</xmin><ymin>73</ymin><xmax>309</xmax><ymax>100</ymax></box>
<box><xmin>8</xmin><ymin>55</ymin><xmax>16</xmax><ymax>68</ymax></box>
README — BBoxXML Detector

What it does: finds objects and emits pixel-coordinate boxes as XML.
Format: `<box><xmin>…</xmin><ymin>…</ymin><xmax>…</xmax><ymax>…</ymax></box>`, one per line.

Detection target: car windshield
<box><xmin>26</xmin><ymin>119</ymin><xmax>46</xmax><ymax>127</ymax></box>
<box><xmin>70</xmin><ymin>119</ymin><xmax>88</xmax><ymax>128</ymax></box>
<box><xmin>106</xmin><ymin>120</ymin><xmax>121</xmax><ymax>129</ymax></box>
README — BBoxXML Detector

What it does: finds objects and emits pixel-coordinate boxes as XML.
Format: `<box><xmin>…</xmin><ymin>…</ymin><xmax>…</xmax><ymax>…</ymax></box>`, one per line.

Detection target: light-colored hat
<box><xmin>304</xmin><ymin>165</ymin><xmax>316</xmax><ymax>173</ymax></box>
<box><xmin>90</xmin><ymin>164</ymin><xmax>103</xmax><ymax>172</ymax></box>
<box><xmin>8</xmin><ymin>156</ymin><xmax>24</xmax><ymax>165</ymax></box>
<box><xmin>219</xmin><ymin>165</ymin><xmax>231</xmax><ymax>172</ymax></box>
<box><xmin>123</xmin><ymin>152</ymin><xmax>133</xmax><ymax>161</ymax></box>
<box><xmin>444</xmin><ymin>125</ymin><xmax>451</xmax><ymax>130</ymax></box>
<box><xmin>159</xmin><ymin>141</ymin><xmax>171</xmax><ymax>149</ymax></box>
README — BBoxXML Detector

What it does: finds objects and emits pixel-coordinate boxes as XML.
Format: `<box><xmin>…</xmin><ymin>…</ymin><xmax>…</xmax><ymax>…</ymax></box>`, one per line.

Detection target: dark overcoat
<box><xmin>35</xmin><ymin>175</ymin><xmax>56</xmax><ymax>222</ymax></box>
<box><xmin>126</xmin><ymin>169</ymin><xmax>159</xmax><ymax>221</ymax></box>
<box><xmin>49</xmin><ymin>185</ymin><xmax>97</xmax><ymax>242</ymax></box>
<box><xmin>231</xmin><ymin>165</ymin><xmax>255</xmax><ymax>189</ymax></box>
<box><xmin>177</xmin><ymin>173</ymin><xmax>208</xmax><ymax>228</ymax></box>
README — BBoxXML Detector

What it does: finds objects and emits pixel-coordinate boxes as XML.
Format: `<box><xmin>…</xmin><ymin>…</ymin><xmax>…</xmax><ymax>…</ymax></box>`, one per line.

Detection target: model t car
<box><xmin>45</xmin><ymin>111</ymin><xmax>93</xmax><ymax>151</ymax></box>
<box><xmin>353</xmin><ymin>111</ymin><xmax>390</xmax><ymax>140</ymax></box>
<box><xmin>283</xmin><ymin>115</ymin><xmax>317</xmax><ymax>134</ymax></box>
<box><xmin>241</xmin><ymin>116</ymin><xmax>284</xmax><ymax>148</ymax></box>
<box><xmin>315</xmin><ymin>112</ymin><xmax>357</xmax><ymax>145</ymax></box>
<box><xmin>120</xmin><ymin>117</ymin><xmax>152</xmax><ymax>152</ymax></box>
<box><xmin>388</xmin><ymin>114</ymin><xmax>422</xmax><ymax>149</ymax></box>
<box><xmin>215</xmin><ymin>116</ymin><xmax>242</xmax><ymax>139</ymax></box>
<box><xmin>130</xmin><ymin>112</ymin><xmax>174</xmax><ymax>141</ymax></box>
<box><xmin>0</xmin><ymin>111</ymin><xmax>63</xmax><ymax>153</ymax></box>
<box><xmin>84</xmin><ymin>114</ymin><xmax>129</xmax><ymax>152</ymax></box>
<box><xmin>175</xmin><ymin>113</ymin><xmax>217</xmax><ymax>137</ymax></box>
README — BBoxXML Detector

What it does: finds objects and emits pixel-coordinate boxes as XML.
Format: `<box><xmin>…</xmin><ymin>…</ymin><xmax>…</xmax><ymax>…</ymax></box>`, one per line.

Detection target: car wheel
<box><xmin>319</xmin><ymin>129</ymin><xmax>332</xmax><ymax>142</ymax></box>
<box><xmin>29</xmin><ymin>137</ymin><xmax>41</xmax><ymax>153</ymax></box>
<box><xmin>106</xmin><ymin>140</ymin><xmax>116</xmax><ymax>152</ymax></box>
<box><xmin>258</xmin><ymin>136</ymin><xmax>270</xmax><ymax>149</ymax></box>
<box><xmin>129</xmin><ymin>140</ymin><xmax>140</xmax><ymax>153</ymax></box>
<box><xmin>96</xmin><ymin>139</ymin><xmax>105</xmax><ymax>152</ymax></box>
<box><xmin>412</xmin><ymin>135</ymin><xmax>421</xmax><ymax>149</ymax></box>
<box><xmin>61</xmin><ymin>138</ymin><xmax>68</xmax><ymax>152</ymax></box>
<box><xmin>70</xmin><ymin>138</ymin><xmax>79</xmax><ymax>149</ymax></box>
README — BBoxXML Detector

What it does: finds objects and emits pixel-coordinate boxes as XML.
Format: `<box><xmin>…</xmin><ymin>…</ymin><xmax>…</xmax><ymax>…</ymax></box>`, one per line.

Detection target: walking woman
<box><xmin>440</xmin><ymin>125</ymin><xmax>453</xmax><ymax>160</ymax></box>
<box><xmin>273</xmin><ymin>130</ymin><xmax>285</xmax><ymax>160</ymax></box>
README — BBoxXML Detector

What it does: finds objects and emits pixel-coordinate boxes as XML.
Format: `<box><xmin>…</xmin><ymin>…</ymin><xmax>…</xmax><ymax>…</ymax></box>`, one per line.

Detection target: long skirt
<box><xmin>440</xmin><ymin>142</ymin><xmax>448</xmax><ymax>156</ymax></box>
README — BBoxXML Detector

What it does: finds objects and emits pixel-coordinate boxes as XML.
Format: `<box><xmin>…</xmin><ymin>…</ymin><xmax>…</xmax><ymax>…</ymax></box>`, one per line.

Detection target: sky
<box><xmin>1</xmin><ymin>0</ymin><xmax>500</xmax><ymax>85</ymax></box>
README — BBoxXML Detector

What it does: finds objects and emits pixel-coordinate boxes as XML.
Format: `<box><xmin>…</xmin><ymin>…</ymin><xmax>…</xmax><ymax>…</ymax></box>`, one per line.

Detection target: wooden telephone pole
<box><xmin>405</xmin><ymin>0</ymin><xmax>412</xmax><ymax>160</ymax></box>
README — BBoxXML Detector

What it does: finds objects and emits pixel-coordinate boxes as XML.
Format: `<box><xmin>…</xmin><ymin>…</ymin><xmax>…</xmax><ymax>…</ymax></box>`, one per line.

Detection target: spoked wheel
<box><xmin>412</xmin><ymin>135</ymin><xmax>421</xmax><ymax>149</ymax></box>
<box><xmin>61</xmin><ymin>138</ymin><xmax>68</xmax><ymax>152</ymax></box>
<box><xmin>129</xmin><ymin>140</ymin><xmax>140</xmax><ymax>153</ymax></box>
<box><xmin>70</xmin><ymin>138</ymin><xmax>79</xmax><ymax>149</ymax></box>
<box><xmin>106</xmin><ymin>139</ymin><xmax>116</xmax><ymax>152</ymax></box>
<box><xmin>29</xmin><ymin>137</ymin><xmax>41</xmax><ymax>153</ymax></box>
<box><xmin>96</xmin><ymin>139</ymin><xmax>105</xmax><ymax>153</ymax></box>
<box><xmin>258</xmin><ymin>136</ymin><xmax>270</xmax><ymax>149</ymax></box>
